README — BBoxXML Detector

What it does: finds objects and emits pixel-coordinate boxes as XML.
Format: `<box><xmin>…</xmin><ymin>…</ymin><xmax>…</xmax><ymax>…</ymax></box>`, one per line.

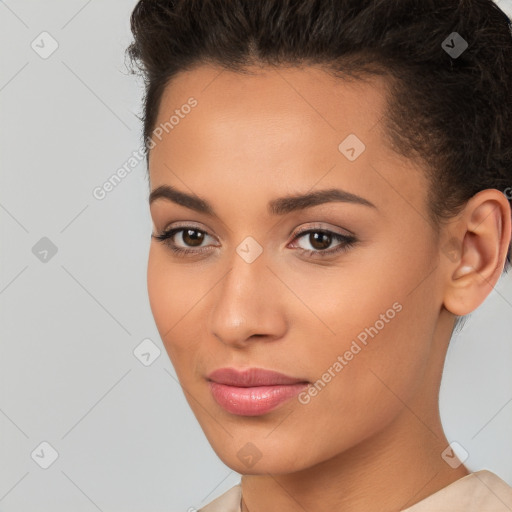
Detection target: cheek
<box><xmin>147</xmin><ymin>245</ymin><xmax>173</xmax><ymax>335</ymax></box>
<box><xmin>146</xmin><ymin>245</ymin><xmax>203</xmax><ymax>367</ymax></box>
<box><xmin>289</xmin><ymin>251</ymin><xmax>437</xmax><ymax>420</ymax></box>
<box><xmin>288</xmin><ymin>299</ymin><xmax>433</xmax><ymax>464</ymax></box>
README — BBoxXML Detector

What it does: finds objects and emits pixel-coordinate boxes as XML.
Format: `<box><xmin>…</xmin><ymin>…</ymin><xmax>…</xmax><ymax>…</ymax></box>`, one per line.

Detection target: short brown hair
<box><xmin>127</xmin><ymin>0</ymin><xmax>512</xmax><ymax>271</ymax></box>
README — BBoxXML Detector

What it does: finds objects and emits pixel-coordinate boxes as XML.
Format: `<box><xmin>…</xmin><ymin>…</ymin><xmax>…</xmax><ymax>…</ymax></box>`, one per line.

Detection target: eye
<box><xmin>152</xmin><ymin>226</ymin><xmax>217</xmax><ymax>257</ymax></box>
<box><xmin>153</xmin><ymin>224</ymin><xmax>357</xmax><ymax>259</ymax></box>
<box><xmin>289</xmin><ymin>227</ymin><xmax>357</xmax><ymax>258</ymax></box>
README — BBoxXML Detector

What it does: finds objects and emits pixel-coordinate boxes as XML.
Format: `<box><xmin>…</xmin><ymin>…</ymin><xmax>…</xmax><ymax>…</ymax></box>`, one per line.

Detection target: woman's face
<box><xmin>147</xmin><ymin>64</ymin><xmax>449</xmax><ymax>473</ymax></box>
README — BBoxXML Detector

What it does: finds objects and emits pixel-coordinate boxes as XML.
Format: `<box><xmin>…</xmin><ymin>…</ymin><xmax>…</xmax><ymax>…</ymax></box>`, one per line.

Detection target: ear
<box><xmin>442</xmin><ymin>189</ymin><xmax>511</xmax><ymax>317</ymax></box>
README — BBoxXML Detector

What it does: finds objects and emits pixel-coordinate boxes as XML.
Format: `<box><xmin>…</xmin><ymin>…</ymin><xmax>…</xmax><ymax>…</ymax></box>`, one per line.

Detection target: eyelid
<box><xmin>289</xmin><ymin>222</ymin><xmax>355</xmax><ymax>240</ymax></box>
<box><xmin>160</xmin><ymin>221</ymin><xmax>219</xmax><ymax>241</ymax></box>
<box><xmin>161</xmin><ymin>220</ymin><xmax>208</xmax><ymax>231</ymax></box>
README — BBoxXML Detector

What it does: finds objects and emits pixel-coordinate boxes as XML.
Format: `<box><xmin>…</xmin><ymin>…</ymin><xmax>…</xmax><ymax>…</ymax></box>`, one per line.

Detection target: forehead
<box><xmin>149</xmin><ymin>64</ymin><xmax>391</xmax><ymax>171</ymax></box>
<box><xmin>152</xmin><ymin>63</ymin><xmax>389</xmax><ymax>142</ymax></box>
<box><xmin>148</xmin><ymin>64</ymin><xmax>429</xmax><ymax>219</ymax></box>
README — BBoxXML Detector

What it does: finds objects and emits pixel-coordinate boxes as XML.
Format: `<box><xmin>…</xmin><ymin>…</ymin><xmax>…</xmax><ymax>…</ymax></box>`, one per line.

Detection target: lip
<box><xmin>207</xmin><ymin>367</ymin><xmax>309</xmax><ymax>416</ymax></box>
<box><xmin>207</xmin><ymin>367</ymin><xmax>308</xmax><ymax>386</ymax></box>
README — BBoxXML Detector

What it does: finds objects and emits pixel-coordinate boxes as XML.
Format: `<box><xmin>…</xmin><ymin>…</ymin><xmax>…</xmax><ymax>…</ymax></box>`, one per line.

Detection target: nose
<box><xmin>208</xmin><ymin>248</ymin><xmax>288</xmax><ymax>348</ymax></box>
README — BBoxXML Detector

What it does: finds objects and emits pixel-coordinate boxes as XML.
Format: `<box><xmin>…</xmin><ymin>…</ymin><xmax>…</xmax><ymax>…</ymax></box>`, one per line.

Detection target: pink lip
<box><xmin>206</xmin><ymin>367</ymin><xmax>309</xmax><ymax>416</ymax></box>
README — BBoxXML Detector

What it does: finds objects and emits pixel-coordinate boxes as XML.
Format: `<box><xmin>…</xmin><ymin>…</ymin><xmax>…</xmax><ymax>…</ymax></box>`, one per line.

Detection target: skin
<box><xmin>146</xmin><ymin>64</ymin><xmax>511</xmax><ymax>512</ymax></box>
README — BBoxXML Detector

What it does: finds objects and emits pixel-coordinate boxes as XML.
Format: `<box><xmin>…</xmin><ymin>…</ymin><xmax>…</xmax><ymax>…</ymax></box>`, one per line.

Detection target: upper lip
<box><xmin>207</xmin><ymin>367</ymin><xmax>309</xmax><ymax>387</ymax></box>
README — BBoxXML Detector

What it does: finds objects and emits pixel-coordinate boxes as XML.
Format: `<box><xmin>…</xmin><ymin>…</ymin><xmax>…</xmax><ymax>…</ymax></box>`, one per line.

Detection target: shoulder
<box><xmin>197</xmin><ymin>483</ymin><xmax>242</xmax><ymax>512</ymax></box>
<box><xmin>402</xmin><ymin>470</ymin><xmax>512</xmax><ymax>512</ymax></box>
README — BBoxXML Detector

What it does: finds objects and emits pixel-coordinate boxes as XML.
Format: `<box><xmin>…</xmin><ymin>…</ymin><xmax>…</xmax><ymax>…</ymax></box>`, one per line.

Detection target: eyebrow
<box><xmin>149</xmin><ymin>184</ymin><xmax>376</xmax><ymax>215</ymax></box>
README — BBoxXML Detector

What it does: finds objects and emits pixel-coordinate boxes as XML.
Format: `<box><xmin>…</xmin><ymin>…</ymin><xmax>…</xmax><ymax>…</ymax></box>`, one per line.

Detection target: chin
<box><xmin>222</xmin><ymin>451</ymin><xmax>307</xmax><ymax>476</ymax></box>
<box><xmin>203</xmin><ymin>431</ymin><xmax>316</xmax><ymax>475</ymax></box>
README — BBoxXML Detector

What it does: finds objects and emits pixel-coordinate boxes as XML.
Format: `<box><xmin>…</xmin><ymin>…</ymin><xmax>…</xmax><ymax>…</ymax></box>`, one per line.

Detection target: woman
<box><xmin>127</xmin><ymin>0</ymin><xmax>512</xmax><ymax>510</ymax></box>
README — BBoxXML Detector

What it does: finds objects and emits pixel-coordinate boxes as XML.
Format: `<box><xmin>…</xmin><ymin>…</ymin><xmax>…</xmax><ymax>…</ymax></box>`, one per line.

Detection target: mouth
<box><xmin>206</xmin><ymin>367</ymin><xmax>309</xmax><ymax>416</ymax></box>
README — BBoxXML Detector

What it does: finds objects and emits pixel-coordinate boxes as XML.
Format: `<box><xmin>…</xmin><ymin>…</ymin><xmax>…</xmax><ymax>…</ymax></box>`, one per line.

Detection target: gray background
<box><xmin>1</xmin><ymin>1</ymin><xmax>511</xmax><ymax>511</ymax></box>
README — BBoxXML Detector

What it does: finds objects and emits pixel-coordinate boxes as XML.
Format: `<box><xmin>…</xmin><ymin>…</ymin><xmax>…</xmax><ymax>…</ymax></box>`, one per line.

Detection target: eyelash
<box><xmin>152</xmin><ymin>225</ymin><xmax>357</xmax><ymax>259</ymax></box>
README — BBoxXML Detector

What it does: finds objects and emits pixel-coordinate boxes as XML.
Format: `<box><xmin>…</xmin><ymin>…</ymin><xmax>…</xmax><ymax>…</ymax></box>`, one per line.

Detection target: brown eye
<box><xmin>290</xmin><ymin>228</ymin><xmax>357</xmax><ymax>258</ymax></box>
<box><xmin>152</xmin><ymin>226</ymin><xmax>216</xmax><ymax>256</ymax></box>
<box><xmin>182</xmin><ymin>228</ymin><xmax>205</xmax><ymax>247</ymax></box>
<box><xmin>308</xmin><ymin>232</ymin><xmax>332</xmax><ymax>250</ymax></box>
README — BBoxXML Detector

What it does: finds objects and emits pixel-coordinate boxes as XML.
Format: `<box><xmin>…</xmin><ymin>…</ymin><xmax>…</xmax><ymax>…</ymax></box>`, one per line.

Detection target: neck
<box><xmin>241</xmin><ymin>412</ymin><xmax>469</xmax><ymax>512</ymax></box>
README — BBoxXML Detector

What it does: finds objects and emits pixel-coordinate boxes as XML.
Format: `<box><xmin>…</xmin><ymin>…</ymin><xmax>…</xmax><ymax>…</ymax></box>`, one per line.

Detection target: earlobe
<box><xmin>442</xmin><ymin>189</ymin><xmax>511</xmax><ymax>317</ymax></box>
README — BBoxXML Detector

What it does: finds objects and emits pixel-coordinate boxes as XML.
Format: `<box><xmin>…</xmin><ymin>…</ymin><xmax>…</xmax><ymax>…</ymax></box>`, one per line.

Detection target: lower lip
<box><xmin>208</xmin><ymin>381</ymin><xmax>309</xmax><ymax>416</ymax></box>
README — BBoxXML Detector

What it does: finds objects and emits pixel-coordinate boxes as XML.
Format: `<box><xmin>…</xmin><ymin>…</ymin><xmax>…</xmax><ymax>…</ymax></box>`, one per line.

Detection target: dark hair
<box><xmin>126</xmin><ymin>0</ymin><xmax>512</xmax><ymax>277</ymax></box>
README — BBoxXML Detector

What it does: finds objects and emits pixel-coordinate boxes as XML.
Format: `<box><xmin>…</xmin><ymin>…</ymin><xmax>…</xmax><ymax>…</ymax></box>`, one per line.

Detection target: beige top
<box><xmin>198</xmin><ymin>470</ymin><xmax>512</xmax><ymax>512</ymax></box>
